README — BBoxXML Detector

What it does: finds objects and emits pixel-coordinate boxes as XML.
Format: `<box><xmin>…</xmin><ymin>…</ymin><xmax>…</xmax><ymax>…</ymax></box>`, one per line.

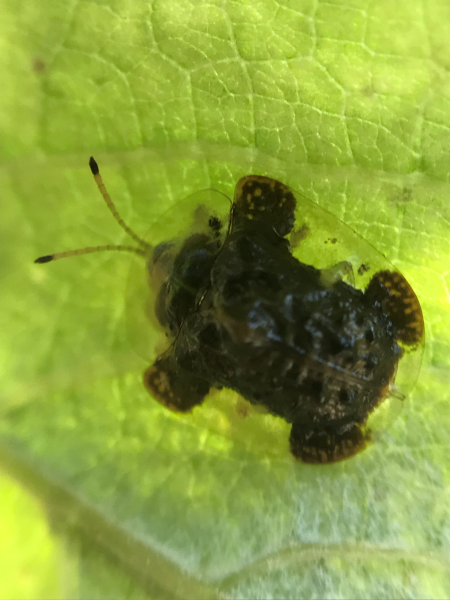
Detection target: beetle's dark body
<box><xmin>174</xmin><ymin>229</ymin><xmax>400</xmax><ymax>423</ymax></box>
<box><xmin>145</xmin><ymin>176</ymin><xmax>424</xmax><ymax>463</ymax></box>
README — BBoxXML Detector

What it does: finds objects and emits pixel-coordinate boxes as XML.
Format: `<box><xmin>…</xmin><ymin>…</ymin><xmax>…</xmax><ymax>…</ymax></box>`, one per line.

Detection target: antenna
<box><xmin>34</xmin><ymin>157</ymin><xmax>151</xmax><ymax>264</ymax></box>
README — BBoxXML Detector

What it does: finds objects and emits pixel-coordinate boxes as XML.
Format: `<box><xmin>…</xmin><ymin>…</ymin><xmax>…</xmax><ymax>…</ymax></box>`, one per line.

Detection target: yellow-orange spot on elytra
<box><xmin>247</xmin><ymin>193</ymin><xmax>252</xmax><ymax>201</ymax></box>
<box><xmin>247</xmin><ymin>214</ymin><xmax>254</xmax><ymax>220</ymax></box>
<box><xmin>254</xmin><ymin>188</ymin><xmax>262</xmax><ymax>197</ymax></box>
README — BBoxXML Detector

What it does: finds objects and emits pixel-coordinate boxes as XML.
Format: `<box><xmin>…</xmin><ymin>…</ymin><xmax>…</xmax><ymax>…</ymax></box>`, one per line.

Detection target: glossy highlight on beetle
<box><xmin>35</xmin><ymin>159</ymin><xmax>425</xmax><ymax>464</ymax></box>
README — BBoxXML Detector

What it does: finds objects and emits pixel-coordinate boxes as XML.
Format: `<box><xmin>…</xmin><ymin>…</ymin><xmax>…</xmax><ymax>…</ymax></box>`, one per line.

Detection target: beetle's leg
<box><xmin>365</xmin><ymin>270</ymin><xmax>424</xmax><ymax>347</ymax></box>
<box><xmin>289</xmin><ymin>419</ymin><xmax>370</xmax><ymax>464</ymax></box>
<box><xmin>320</xmin><ymin>260</ymin><xmax>355</xmax><ymax>287</ymax></box>
<box><xmin>143</xmin><ymin>352</ymin><xmax>210</xmax><ymax>413</ymax></box>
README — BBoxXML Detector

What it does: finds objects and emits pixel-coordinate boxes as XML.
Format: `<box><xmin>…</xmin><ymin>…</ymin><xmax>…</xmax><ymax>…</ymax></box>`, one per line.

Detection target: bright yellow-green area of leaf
<box><xmin>0</xmin><ymin>473</ymin><xmax>59</xmax><ymax>600</ymax></box>
<box><xmin>1</xmin><ymin>0</ymin><xmax>450</xmax><ymax>598</ymax></box>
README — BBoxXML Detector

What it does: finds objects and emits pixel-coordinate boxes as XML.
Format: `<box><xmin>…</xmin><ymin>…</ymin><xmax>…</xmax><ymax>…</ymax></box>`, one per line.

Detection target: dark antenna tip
<box><xmin>34</xmin><ymin>255</ymin><xmax>54</xmax><ymax>264</ymax></box>
<box><xmin>89</xmin><ymin>156</ymin><xmax>99</xmax><ymax>176</ymax></box>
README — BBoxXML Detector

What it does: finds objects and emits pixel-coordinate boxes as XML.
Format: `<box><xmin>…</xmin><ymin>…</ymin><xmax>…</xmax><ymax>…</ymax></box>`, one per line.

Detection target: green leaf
<box><xmin>1</xmin><ymin>0</ymin><xmax>450</xmax><ymax>598</ymax></box>
<box><xmin>0</xmin><ymin>473</ymin><xmax>59</xmax><ymax>600</ymax></box>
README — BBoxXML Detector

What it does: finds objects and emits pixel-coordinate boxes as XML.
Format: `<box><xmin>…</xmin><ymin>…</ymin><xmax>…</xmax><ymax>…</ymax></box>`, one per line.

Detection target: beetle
<box><xmin>36</xmin><ymin>158</ymin><xmax>424</xmax><ymax>464</ymax></box>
